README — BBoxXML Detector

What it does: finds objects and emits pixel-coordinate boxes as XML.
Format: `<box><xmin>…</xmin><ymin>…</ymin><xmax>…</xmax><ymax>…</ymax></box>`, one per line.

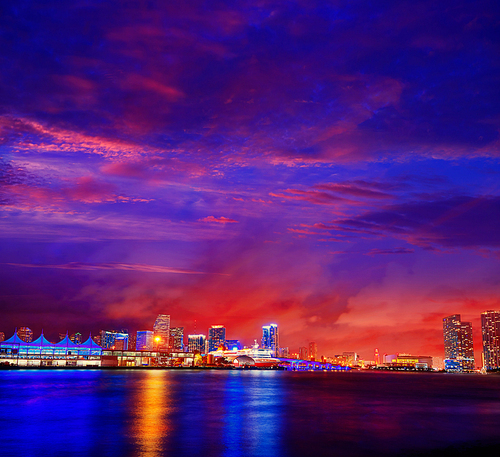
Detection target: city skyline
<box><xmin>3</xmin><ymin>306</ymin><xmax>500</xmax><ymax>367</ymax></box>
<box><xmin>1</xmin><ymin>1</ymin><xmax>499</xmax><ymax>361</ymax></box>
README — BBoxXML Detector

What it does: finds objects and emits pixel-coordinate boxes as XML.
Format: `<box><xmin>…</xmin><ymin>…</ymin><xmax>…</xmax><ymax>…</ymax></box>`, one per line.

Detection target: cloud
<box><xmin>330</xmin><ymin>195</ymin><xmax>500</xmax><ymax>249</ymax></box>
<box><xmin>4</xmin><ymin>262</ymin><xmax>211</xmax><ymax>275</ymax></box>
<box><xmin>198</xmin><ymin>216</ymin><xmax>238</xmax><ymax>224</ymax></box>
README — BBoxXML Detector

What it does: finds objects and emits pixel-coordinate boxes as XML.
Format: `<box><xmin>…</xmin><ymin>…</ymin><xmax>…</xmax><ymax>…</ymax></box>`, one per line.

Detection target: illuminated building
<box><xmin>100</xmin><ymin>330</ymin><xmax>129</xmax><ymax>350</ymax></box>
<box><xmin>443</xmin><ymin>314</ymin><xmax>474</xmax><ymax>372</ymax></box>
<box><xmin>225</xmin><ymin>339</ymin><xmax>242</xmax><ymax>351</ymax></box>
<box><xmin>375</xmin><ymin>348</ymin><xmax>380</xmax><ymax>365</ymax></box>
<box><xmin>383</xmin><ymin>354</ymin><xmax>433</xmax><ymax>369</ymax></box>
<box><xmin>188</xmin><ymin>334</ymin><xmax>206</xmax><ymax>353</ymax></box>
<box><xmin>261</xmin><ymin>324</ymin><xmax>279</xmax><ymax>356</ymax></box>
<box><xmin>0</xmin><ymin>332</ymin><xmax>4</xmax><ymax>343</ymax></box>
<box><xmin>343</xmin><ymin>352</ymin><xmax>358</xmax><ymax>366</ymax></box>
<box><xmin>153</xmin><ymin>314</ymin><xmax>170</xmax><ymax>350</ymax></box>
<box><xmin>481</xmin><ymin>310</ymin><xmax>500</xmax><ymax>371</ymax></box>
<box><xmin>169</xmin><ymin>327</ymin><xmax>184</xmax><ymax>351</ymax></box>
<box><xmin>309</xmin><ymin>342</ymin><xmax>317</xmax><ymax>361</ymax></box>
<box><xmin>128</xmin><ymin>332</ymin><xmax>137</xmax><ymax>352</ymax></box>
<box><xmin>136</xmin><ymin>330</ymin><xmax>154</xmax><ymax>351</ymax></box>
<box><xmin>299</xmin><ymin>346</ymin><xmax>308</xmax><ymax>360</ymax></box>
<box><xmin>278</xmin><ymin>347</ymin><xmax>289</xmax><ymax>358</ymax></box>
<box><xmin>0</xmin><ymin>331</ymin><xmax>102</xmax><ymax>367</ymax></box>
<box><xmin>70</xmin><ymin>333</ymin><xmax>82</xmax><ymax>344</ymax></box>
<box><xmin>208</xmin><ymin>325</ymin><xmax>226</xmax><ymax>352</ymax></box>
<box><xmin>17</xmin><ymin>327</ymin><xmax>33</xmax><ymax>343</ymax></box>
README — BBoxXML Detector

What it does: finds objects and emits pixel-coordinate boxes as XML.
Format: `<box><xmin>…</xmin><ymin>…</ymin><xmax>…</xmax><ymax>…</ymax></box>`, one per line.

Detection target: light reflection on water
<box><xmin>1</xmin><ymin>370</ymin><xmax>500</xmax><ymax>457</ymax></box>
<box><xmin>130</xmin><ymin>371</ymin><xmax>172</xmax><ymax>457</ymax></box>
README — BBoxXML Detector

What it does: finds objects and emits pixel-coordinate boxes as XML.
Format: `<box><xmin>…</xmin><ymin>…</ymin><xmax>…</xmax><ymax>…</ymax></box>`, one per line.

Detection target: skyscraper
<box><xmin>169</xmin><ymin>327</ymin><xmax>184</xmax><ymax>351</ymax></box>
<box><xmin>100</xmin><ymin>330</ymin><xmax>129</xmax><ymax>350</ymax></box>
<box><xmin>208</xmin><ymin>325</ymin><xmax>226</xmax><ymax>352</ymax></box>
<box><xmin>153</xmin><ymin>314</ymin><xmax>170</xmax><ymax>350</ymax></box>
<box><xmin>17</xmin><ymin>327</ymin><xmax>33</xmax><ymax>343</ymax></box>
<box><xmin>299</xmin><ymin>347</ymin><xmax>308</xmax><ymax>360</ymax></box>
<box><xmin>481</xmin><ymin>310</ymin><xmax>500</xmax><ymax>371</ymax></box>
<box><xmin>443</xmin><ymin>314</ymin><xmax>474</xmax><ymax>371</ymax></box>
<box><xmin>136</xmin><ymin>330</ymin><xmax>154</xmax><ymax>351</ymax></box>
<box><xmin>261</xmin><ymin>324</ymin><xmax>279</xmax><ymax>356</ymax></box>
<box><xmin>188</xmin><ymin>334</ymin><xmax>206</xmax><ymax>353</ymax></box>
<box><xmin>309</xmin><ymin>342</ymin><xmax>318</xmax><ymax>361</ymax></box>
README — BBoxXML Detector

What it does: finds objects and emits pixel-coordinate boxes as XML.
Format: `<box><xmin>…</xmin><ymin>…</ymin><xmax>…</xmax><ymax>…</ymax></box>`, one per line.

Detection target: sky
<box><xmin>1</xmin><ymin>0</ymin><xmax>499</xmax><ymax>361</ymax></box>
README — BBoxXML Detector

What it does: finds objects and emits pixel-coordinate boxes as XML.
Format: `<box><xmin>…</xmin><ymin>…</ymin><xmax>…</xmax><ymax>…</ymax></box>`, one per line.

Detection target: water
<box><xmin>1</xmin><ymin>369</ymin><xmax>499</xmax><ymax>457</ymax></box>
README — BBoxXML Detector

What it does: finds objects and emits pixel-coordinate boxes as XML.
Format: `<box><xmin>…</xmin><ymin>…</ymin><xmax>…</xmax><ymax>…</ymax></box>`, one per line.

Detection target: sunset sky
<box><xmin>1</xmin><ymin>0</ymin><xmax>499</xmax><ymax>360</ymax></box>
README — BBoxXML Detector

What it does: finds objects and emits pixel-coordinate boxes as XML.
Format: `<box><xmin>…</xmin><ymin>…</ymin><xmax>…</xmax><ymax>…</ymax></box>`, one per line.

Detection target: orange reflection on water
<box><xmin>130</xmin><ymin>371</ymin><xmax>172</xmax><ymax>457</ymax></box>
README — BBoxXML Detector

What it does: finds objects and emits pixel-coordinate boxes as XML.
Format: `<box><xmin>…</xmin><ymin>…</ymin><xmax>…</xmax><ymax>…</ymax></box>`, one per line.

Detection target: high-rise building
<box><xmin>443</xmin><ymin>314</ymin><xmax>474</xmax><ymax>371</ymax></box>
<box><xmin>481</xmin><ymin>310</ymin><xmax>500</xmax><ymax>371</ymax></box>
<box><xmin>169</xmin><ymin>327</ymin><xmax>184</xmax><ymax>351</ymax></box>
<box><xmin>188</xmin><ymin>334</ymin><xmax>206</xmax><ymax>353</ymax></box>
<box><xmin>128</xmin><ymin>332</ymin><xmax>137</xmax><ymax>352</ymax></box>
<box><xmin>0</xmin><ymin>332</ymin><xmax>5</xmax><ymax>343</ymax></box>
<box><xmin>309</xmin><ymin>342</ymin><xmax>318</xmax><ymax>361</ymax></box>
<box><xmin>136</xmin><ymin>330</ymin><xmax>154</xmax><ymax>351</ymax></box>
<box><xmin>153</xmin><ymin>314</ymin><xmax>170</xmax><ymax>350</ymax></box>
<box><xmin>299</xmin><ymin>346</ymin><xmax>308</xmax><ymax>360</ymax></box>
<box><xmin>17</xmin><ymin>327</ymin><xmax>33</xmax><ymax>343</ymax></box>
<box><xmin>261</xmin><ymin>324</ymin><xmax>279</xmax><ymax>356</ymax></box>
<box><xmin>278</xmin><ymin>347</ymin><xmax>289</xmax><ymax>358</ymax></box>
<box><xmin>208</xmin><ymin>325</ymin><xmax>226</xmax><ymax>352</ymax></box>
<box><xmin>100</xmin><ymin>330</ymin><xmax>129</xmax><ymax>350</ymax></box>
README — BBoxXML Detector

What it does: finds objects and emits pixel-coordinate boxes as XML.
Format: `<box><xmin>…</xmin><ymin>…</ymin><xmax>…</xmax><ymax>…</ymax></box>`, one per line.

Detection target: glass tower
<box><xmin>481</xmin><ymin>310</ymin><xmax>500</xmax><ymax>371</ymax></box>
<box><xmin>188</xmin><ymin>334</ymin><xmax>206</xmax><ymax>353</ymax></box>
<box><xmin>208</xmin><ymin>325</ymin><xmax>226</xmax><ymax>352</ymax></box>
<box><xmin>153</xmin><ymin>314</ymin><xmax>170</xmax><ymax>350</ymax></box>
<box><xmin>261</xmin><ymin>323</ymin><xmax>279</xmax><ymax>356</ymax></box>
<box><xmin>443</xmin><ymin>314</ymin><xmax>474</xmax><ymax>371</ymax></box>
<box><xmin>136</xmin><ymin>330</ymin><xmax>154</xmax><ymax>351</ymax></box>
<box><xmin>169</xmin><ymin>327</ymin><xmax>184</xmax><ymax>351</ymax></box>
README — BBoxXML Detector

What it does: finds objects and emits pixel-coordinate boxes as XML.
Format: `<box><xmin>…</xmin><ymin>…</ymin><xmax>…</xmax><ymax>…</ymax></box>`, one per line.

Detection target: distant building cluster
<box><xmin>441</xmin><ymin>311</ymin><xmax>500</xmax><ymax>372</ymax></box>
<box><xmin>1</xmin><ymin>309</ymin><xmax>499</xmax><ymax>372</ymax></box>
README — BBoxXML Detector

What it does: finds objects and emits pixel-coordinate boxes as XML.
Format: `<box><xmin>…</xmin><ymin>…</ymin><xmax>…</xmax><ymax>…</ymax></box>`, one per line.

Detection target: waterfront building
<box><xmin>128</xmin><ymin>332</ymin><xmax>137</xmax><ymax>352</ymax></box>
<box><xmin>0</xmin><ymin>332</ymin><xmax>4</xmax><ymax>343</ymax></box>
<box><xmin>343</xmin><ymin>352</ymin><xmax>359</xmax><ymax>366</ymax></box>
<box><xmin>278</xmin><ymin>347</ymin><xmax>289</xmax><ymax>358</ymax></box>
<box><xmin>299</xmin><ymin>346</ymin><xmax>308</xmax><ymax>360</ymax></box>
<box><xmin>136</xmin><ymin>330</ymin><xmax>154</xmax><ymax>351</ymax></box>
<box><xmin>17</xmin><ymin>327</ymin><xmax>33</xmax><ymax>343</ymax></box>
<box><xmin>383</xmin><ymin>354</ymin><xmax>433</xmax><ymax>369</ymax></box>
<box><xmin>169</xmin><ymin>327</ymin><xmax>184</xmax><ymax>351</ymax></box>
<box><xmin>208</xmin><ymin>325</ymin><xmax>226</xmax><ymax>352</ymax></box>
<box><xmin>100</xmin><ymin>330</ymin><xmax>129</xmax><ymax>350</ymax></box>
<box><xmin>481</xmin><ymin>310</ymin><xmax>500</xmax><ymax>371</ymax></box>
<box><xmin>261</xmin><ymin>324</ymin><xmax>279</xmax><ymax>356</ymax></box>
<box><xmin>0</xmin><ymin>331</ymin><xmax>102</xmax><ymax>367</ymax></box>
<box><xmin>443</xmin><ymin>314</ymin><xmax>475</xmax><ymax>372</ymax></box>
<box><xmin>309</xmin><ymin>342</ymin><xmax>318</xmax><ymax>361</ymax></box>
<box><xmin>226</xmin><ymin>339</ymin><xmax>242</xmax><ymax>351</ymax></box>
<box><xmin>188</xmin><ymin>334</ymin><xmax>206</xmax><ymax>353</ymax></box>
<box><xmin>153</xmin><ymin>314</ymin><xmax>170</xmax><ymax>350</ymax></box>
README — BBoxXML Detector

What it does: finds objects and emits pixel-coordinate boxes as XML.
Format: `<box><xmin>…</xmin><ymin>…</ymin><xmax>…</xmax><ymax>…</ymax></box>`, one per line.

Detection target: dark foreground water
<box><xmin>1</xmin><ymin>369</ymin><xmax>499</xmax><ymax>457</ymax></box>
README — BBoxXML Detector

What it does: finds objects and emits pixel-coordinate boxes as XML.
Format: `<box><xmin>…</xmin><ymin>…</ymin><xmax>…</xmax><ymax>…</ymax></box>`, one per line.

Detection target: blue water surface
<box><xmin>1</xmin><ymin>369</ymin><xmax>499</xmax><ymax>457</ymax></box>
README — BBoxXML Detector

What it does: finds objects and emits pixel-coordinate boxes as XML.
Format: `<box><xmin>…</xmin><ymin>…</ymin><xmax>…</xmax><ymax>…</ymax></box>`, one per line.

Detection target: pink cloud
<box><xmin>198</xmin><ymin>216</ymin><xmax>238</xmax><ymax>224</ymax></box>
